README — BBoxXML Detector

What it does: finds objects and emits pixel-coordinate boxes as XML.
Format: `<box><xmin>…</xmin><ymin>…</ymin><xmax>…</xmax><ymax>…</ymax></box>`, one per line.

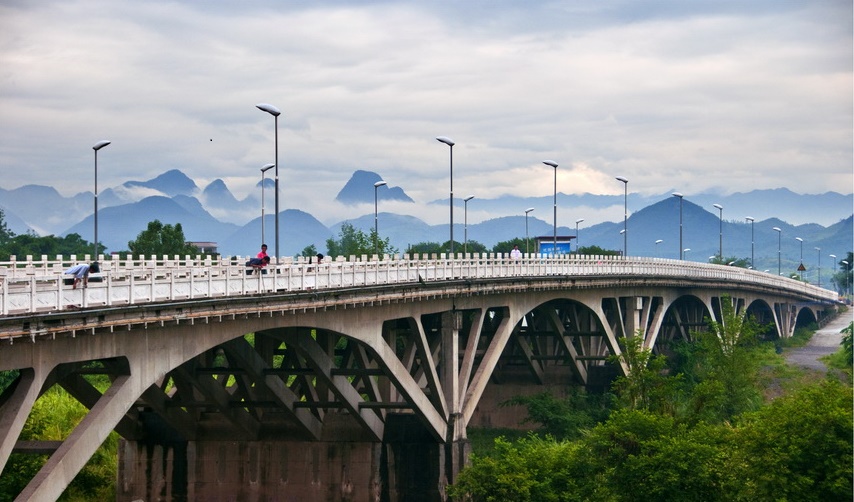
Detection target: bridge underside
<box><xmin>0</xmin><ymin>283</ymin><xmax>836</xmax><ymax>501</ymax></box>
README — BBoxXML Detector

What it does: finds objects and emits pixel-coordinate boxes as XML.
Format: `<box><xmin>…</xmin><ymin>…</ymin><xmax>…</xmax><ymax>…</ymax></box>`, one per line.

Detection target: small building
<box><xmin>535</xmin><ymin>236</ymin><xmax>575</xmax><ymax>255</ymax></box>
<box><xmin>188</xmin><ymin>241</ymin><xmax>218</xmax><ymax>254</ymax></box>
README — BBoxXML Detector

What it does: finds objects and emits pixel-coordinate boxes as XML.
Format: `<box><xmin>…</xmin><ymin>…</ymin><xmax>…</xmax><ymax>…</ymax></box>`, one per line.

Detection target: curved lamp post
<box><xmin>672</xmin><ymin>192</ymin><xmax>683</xmax><ymax>259</ymax></box>
<box><xmin>575</xmin><ymin>218</ymin><xmax>584</xmax><ymax>253</ymax></box>
<box><xmin>772</xmin><ymin>227</ymin><xmax>782</xmax><ymax>275</ymax></box>
<box><xmin>256</xmin><ymin>103</ymin><xmax>281</xmax><ymax>261</ymax></box>
<box><xmin>436</xmin><ymin>136</ymin><xmax>455</xmax><ymax>256</ymax></box>
<box><xmin>93</xmin><ymin>140</ymin><xmax>111</xmax><ymax>259</ymax></box>
<box><xmin>655</xmin><ymin>239</ymin><xmax>663</xmax><ymax>257</ymax></box>
<box><xmin>616</xmin><ymin>176</ymin><xmax>628</xmax><ymax>256</ymax></box>
<box><xmin>745</xmin><ymin>216</ymin><xmax>755</xmax><ymax>268</ymax></box>
<box><xmin>464</xmin><ymin>195</ymin><xmax>474</xmax><ymax>255</ymax></box>
<box><xmin>683</xmin><ymin>248</ymin><xmax>691</xmax><ymax>260</ymax></box>
<box><xmin>524</xmin><ymin>207</ymin><xmax>535</xmax><ymax>255</ymax></box>
<box><xmin>260</xmin><ymin>163</ymin><xmax>274</xmax><ymax>245</ymax></box>
<box><xmin>374</xmin><ymin>181</ymin><xmax>387</xmax><ymax>256</ymax></box>
<box><xmin>543</xmin><ymin>160</ymin><xmax>558</xmax><ymax>255</ymax></box>
<box><xmin>712</xmin><ymin>203</ymin><xmax>723</xmax><ymax>258</ymax></box>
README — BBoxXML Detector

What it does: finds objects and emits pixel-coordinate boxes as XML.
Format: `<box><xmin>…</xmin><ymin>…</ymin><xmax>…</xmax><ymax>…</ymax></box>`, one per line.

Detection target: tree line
<box><xmin>448</xmin><ymin>302</ymin><xmax>853</xmax><ymax>501</ymax></box>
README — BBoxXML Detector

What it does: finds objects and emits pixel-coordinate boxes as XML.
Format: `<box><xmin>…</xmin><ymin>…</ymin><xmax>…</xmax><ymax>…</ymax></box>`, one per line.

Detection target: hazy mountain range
<box><xmin>0</xmin><ymin>169</ymin><xmax>850</xmax><ymax>277</ymax></box>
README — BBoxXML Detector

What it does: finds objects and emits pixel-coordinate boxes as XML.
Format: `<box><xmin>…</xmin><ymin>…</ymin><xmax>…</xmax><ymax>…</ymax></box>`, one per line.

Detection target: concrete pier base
<box><xmin>117</xmin><ymin>414</ymin><xmax>469</xmax><ymax>502</ymax></box>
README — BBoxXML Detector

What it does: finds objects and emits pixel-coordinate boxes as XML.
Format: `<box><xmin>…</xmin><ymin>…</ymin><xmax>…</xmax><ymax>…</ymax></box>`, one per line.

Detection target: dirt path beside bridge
<box><xmin>784</xmin><ymin>310</ymin><xmax>853</xmax><ymax>372</ymax></box>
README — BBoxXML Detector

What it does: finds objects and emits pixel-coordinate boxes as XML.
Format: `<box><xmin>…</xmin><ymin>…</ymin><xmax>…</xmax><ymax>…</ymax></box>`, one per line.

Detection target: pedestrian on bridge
<box><xmin>245</xmin><ymin>256</ymin><xmax>270</xmax><ymax>274</ymax></box>
<box><xmin>64</xmin><ymin>262</ymin><xmax>99</xmax><ymax>289</ymax></box>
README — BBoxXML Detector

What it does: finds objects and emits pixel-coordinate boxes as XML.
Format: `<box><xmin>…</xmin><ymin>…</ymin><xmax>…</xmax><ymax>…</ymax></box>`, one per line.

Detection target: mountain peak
<box><xmin>336</xmin><ymin>170</ymin><xmax>414</xmax><ymax>204</ymax></box>
<box><xmin>124</xmin><ymin>169</ymin><xmax>198</xmax><ymax>197</ymax></box>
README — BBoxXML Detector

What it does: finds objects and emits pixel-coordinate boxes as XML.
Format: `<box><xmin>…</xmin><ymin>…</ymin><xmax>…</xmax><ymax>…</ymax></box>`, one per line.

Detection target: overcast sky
<box><xmin>1</xmin><ymin>0</ymin><xmax>851</xmax><ymax>226</ymax></box>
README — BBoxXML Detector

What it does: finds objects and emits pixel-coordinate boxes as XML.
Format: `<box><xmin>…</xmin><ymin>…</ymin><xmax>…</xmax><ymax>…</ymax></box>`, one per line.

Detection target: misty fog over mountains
<box><xmin>0</xmin><ymin>169</ymin><xmax>850</xmax><ymax>276</ymax></box>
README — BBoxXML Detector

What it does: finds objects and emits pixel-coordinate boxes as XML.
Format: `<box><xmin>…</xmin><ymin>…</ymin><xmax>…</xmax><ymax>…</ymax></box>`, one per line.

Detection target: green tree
<box><xmin>462</xmin><ymin>239</ymin><xmax>488</xmax><ymax>254</ymax></box>
<box><xmin>576</xmin><ymin>245</ymin><xmax>620</xmax><ymax>256</ymax></box>
<box><xmin>0</xmin><ymin>208</ymin><xmax>14</xmax><ymax>247</ymax></box>
<box><xmin>684</xmin><ymin>296</ymin><xmax>764</xmax><ymax>422</ymax></box>
<box><xmin>406</xmin><ymin>241</ymin><xmax>442</xmax><ymax>255</ymax></box>
<box><xmin>492</xmin><ymin>237</ymin><xmax>526</xmax><ymax>255</ymax></box>
<box><xmin>830</xmin><ymin>252</ymin><xmax>853</xmax><ymax>296</ymax></box>
<box><xmin>126</xmin><ymin>220</ymin><xmax>200</xmax><ymax>256</ymax></box>
<box><xmin>500</xmin><ymin>390</ymin><xmax>612</xmax><ymax>440</ymax></box>
<box><xmin>448</xmin><ymin>434</ymin><xmax>587</xmax><ymax>502</ymax></box>
<box><xmin>0</xmin><ymin>232</ymin><xmax>102</xmax><ymax>260</ymax></box>
<box><xmin>579</xmin><ymin>410</ymin><xmax>734</xmax><ymax>502</ymax></box>
<box><xmin>732</xmin><ymin>380</ymin><xmax>853</xmax><ymax>501</ymax></box>
<box><xmin>300</xmin><ymin>244</ymin><xmax>318</xmax><ymax>257</ymax></box>
<box><xmin>608</xmin><ymin>331</ymin><xmax>681</xmax><ymax>414</ymax></box>
<box><xmin>326</xmin><ymin>222</ymin><xmax>370</xmax><ymax>257</ymax></box>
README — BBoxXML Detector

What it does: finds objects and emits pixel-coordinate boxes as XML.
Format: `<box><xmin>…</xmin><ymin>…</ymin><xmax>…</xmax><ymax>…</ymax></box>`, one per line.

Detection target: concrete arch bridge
<box><xmin>0</xmin><ymin>254</ymin><xmax>838</xmax><ymax>501</ymax></box>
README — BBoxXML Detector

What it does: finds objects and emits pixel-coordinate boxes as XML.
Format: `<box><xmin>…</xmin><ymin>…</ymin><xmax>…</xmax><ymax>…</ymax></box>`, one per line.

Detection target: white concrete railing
<box><xmin>0</xmin><ymin>253</ymin><xmax>839</xmax><ymax>316</ymax></box>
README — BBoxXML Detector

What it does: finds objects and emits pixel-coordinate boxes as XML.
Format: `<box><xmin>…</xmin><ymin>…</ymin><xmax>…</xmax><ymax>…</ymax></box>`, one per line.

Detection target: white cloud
<box><xmin>0</xmin><ymin>0</ymin><xmax>850</xmax><ymax>229</ymax></box>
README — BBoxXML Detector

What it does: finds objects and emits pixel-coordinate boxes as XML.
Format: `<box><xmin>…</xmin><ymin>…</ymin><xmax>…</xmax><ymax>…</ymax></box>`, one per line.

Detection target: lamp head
<box><xmin>93</xmin><ymin>140</ymin><xmax>111</xmax><ymax>151</ymax></box>
<box><xmin>772</xmin><ymin>227</ymin><xmax>781</xmax><ymax>232</ymax></box>
<box><xmin>261</xmin><ymin>163</ymin><xmax>274</xmax><ymax>173</ymax></box>
<box><xmin>576</xmin><ymin>218</ymin><xmax>584</xmax><ymax>224</ymax></box>
<box><xmin>615</xmin><ymin>176</ymin><xmax>628</xmax><ymax>183</ymax></box>
<box><xmin>713</xmin><ymin>203</ymin><xmax>723</xmax><ymax>210</ymax></box>
<box><xmin>374</xmin><ymin>181</ymin><xmax>387</xmax><ymax>187</ymax></box>
<box><xmin>655</xmin><ymin>239</ymin><xmax>663</xmax><ymax>244</ymax></box>
<box><xmin>464</xmin><ymin>195</ymin><xmax>475</xmax><ymax>202</ymax></box>
<box><xmin>436</xmin><ymin>136</ymin><xmax>455</xmax><ymax>146</ymax></box>
<box><xmin>745</xmin><ymin>216</ymin><xmax>754</xmax><ymax>222</ymax></box>
<box><xmin>543</xmin><ymin>160</ymin><xmax>558</xmax><ymax>168</ymax></box>
<box><xmin>256</xmin><ymin>103</ymin><xmax>281</xmax><ymax>116</ymax></box>
<box><xmin>671</xmin><ymin>192</ymin><xmax>682</xmax><ymax>198</ymax></box>
<box><xmin>795</xmin><ymin>237</ymin><xmax>803</xmax><ymax>242</ymax></box>
<box><xmin>525</xmin><ymin>207</ymin><xmax>535</xmax><ymax>214</ymax></box>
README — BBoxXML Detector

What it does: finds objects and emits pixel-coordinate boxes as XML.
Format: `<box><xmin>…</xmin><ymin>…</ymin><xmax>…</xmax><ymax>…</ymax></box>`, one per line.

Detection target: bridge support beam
<box><xmin>117</xmin><ymin>413</ymin><xmax>469</xmax><ymax>502</ymax></box>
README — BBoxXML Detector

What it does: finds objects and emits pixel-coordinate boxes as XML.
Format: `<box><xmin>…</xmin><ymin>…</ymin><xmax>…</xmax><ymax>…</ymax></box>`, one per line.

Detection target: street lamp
<box><xmin>815</xmin><ymin>247</ymin><xmax>821</xmax><ymax>287</ymax></box>
<box><xmin>745</xmin><ymin>216</ymin><xmax>755</xmax><ymax>269</ymax></box>
<box><xmin>256</xmin><ymin>103</ymin><xmax>281</xmax><ymax>262</ymax></box>
<box><xmin>772</xmin><ymin>227</ymin><xmax>782</xmax><ymax>275</ymax></box>
<box><xmin>683</xmin><ymin>248</ymin><xmax>691</xmax><ymax>260</ymax></box>
<box><xmin>260</xmin><ymin>163</ymin><xmax>274</xmax><ymax>245</ymax></box>
<box><xmin>524</xmin><ymin>207</ymin><xmax>535</xmax><ymax>255</ymax></box>
<box><xmin>672</xmin><ymin>192</ymin><xmax>683</xmax><ymax>259</ymax></box>
<box><xmin>437</xmin><ymin>136</ymin><xmax>455</xmax><ymax>256</ymax></box>
<box><xmin>712</xmin><ymin>203</ymin><xmax>723</xmax><ymax>258</ymax></box>
<box><xmin>843</xmin><ymin>260</ymin><xmax>850</xmax><ymax>298</ymax></box>
<box><xmin>830</xmin><ymin>254</ymin><xmax>837</xmax><ymax>290</ymax></box>
<box><xmin>374</xmin><ymin>180</ymin><xmax>387</xmax><ymax>256</ymax></box>
<box><xmin>616</xmin><ymin>176</ymin><xmax>628</xmax><ymax>256</ymax></box>
<box><xmin>575</xmin><ymin>218</ymin><xmax>584</xmax><ymax>253</ymax></box>
<box><xmin>655</xmin><ymin>239</ymin><xmax>663</xmax><ymax>257</ymax></box>
<box><xmin>543</xmin><ymin>160</ymin><xmax>558</xmax><ymax>255</ymax></box>
<box><xmin>464</xmin><ymin>195</ymin><xmax>474</xmax><ymax>255</ymax></box>
<box><xmin>92</xmin><ymin>140</ymin><xmax>111</xmax><ymax>259</ymax></box>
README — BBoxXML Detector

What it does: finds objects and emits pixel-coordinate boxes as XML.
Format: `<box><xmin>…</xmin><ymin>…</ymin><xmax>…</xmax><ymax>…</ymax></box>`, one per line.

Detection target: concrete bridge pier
<box><xmin>117</xmin><ymin>413</ymin><xmax>469</xmax><ymax>502</ymax></box>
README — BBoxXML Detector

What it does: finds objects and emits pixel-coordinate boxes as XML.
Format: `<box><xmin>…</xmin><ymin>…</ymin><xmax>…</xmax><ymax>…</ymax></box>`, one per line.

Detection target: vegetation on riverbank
<box><xmin>450</xmin><ymin>308</ymin><xmax>853</xmax><ymax>502</ymax></box>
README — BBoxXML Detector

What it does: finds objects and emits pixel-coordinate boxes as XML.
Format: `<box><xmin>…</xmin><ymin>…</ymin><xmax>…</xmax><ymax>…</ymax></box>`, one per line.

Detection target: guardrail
<box><xmin>0</xmin><ymin>253</ymin><xmax>839</xmax><ymax>316</ymax></box>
